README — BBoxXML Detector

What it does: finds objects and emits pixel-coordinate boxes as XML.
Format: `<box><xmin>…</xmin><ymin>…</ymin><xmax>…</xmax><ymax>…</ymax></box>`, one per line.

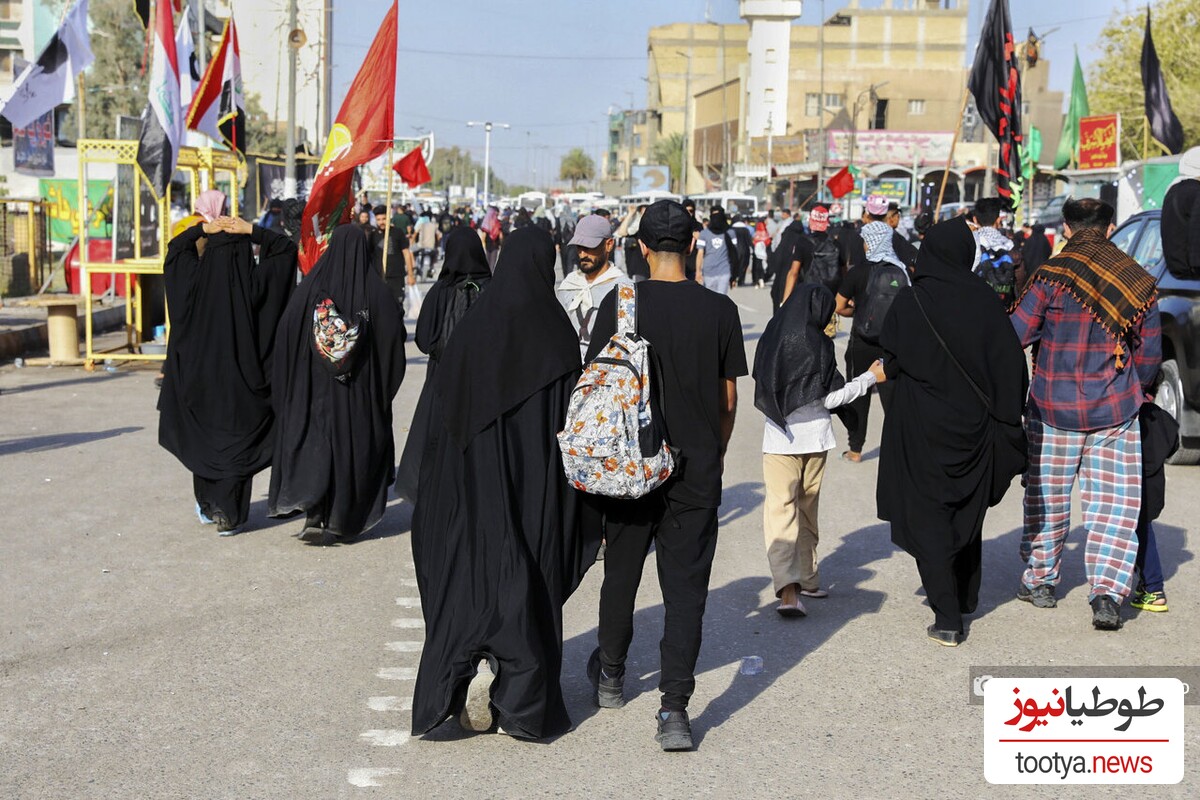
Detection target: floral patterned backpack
<box><xmin>558</xmin><ymin>284</ymin><xmax>674</xmax><ymax>498</ymax></box>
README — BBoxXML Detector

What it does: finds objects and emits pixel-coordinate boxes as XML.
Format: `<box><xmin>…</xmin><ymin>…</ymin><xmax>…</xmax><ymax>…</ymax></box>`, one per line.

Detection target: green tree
<box><xmin>1089</xmin><ymin>0</ymin><xmax>1200</xmax><ymax>160</ymax></box>
<box><xmin>56</xmin><ymin>0</ymin><xmax>147</xmax><ymax>140</ymax></box>
<box><xmin>559</xmin><ymin>148</ymin><xmax>596</xmax><ymax>190</ymax></box>
<box><xmin>652</xmin><ymin>133</ymin><xmax>685</xmax><ymax>193</ymax></box>
<box><xmin>245</xmin><ymin>92</ymin><xmax>285</xmax><ymax>155</ymax></box>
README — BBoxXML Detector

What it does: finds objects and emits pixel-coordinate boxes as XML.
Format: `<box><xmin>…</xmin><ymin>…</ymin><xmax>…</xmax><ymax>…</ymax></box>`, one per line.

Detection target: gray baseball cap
<box><xmin>568</xmin><ymin>214</ymin><xmax>614</xmax><ymax>248</ymax></box>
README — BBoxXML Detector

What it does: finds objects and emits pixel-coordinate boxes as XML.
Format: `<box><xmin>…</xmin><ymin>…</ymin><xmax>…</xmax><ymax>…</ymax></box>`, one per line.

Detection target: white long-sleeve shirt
<box><xmin>761</xmin><ymin>371</ymin><xmax>877</xmax><ymax>455</ymax></box>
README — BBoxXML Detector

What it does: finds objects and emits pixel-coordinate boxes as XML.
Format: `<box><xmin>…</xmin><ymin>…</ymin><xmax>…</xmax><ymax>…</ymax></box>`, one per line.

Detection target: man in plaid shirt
<box><xmin>1010</xmin><ymin>198</ymin><xmax>1161</xmax><ymax>631</ymax></box>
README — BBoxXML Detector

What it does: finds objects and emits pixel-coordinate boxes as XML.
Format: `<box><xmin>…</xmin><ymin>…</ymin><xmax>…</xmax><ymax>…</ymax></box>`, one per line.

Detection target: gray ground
<box><xmin>1</xmin><ymin>281</ymin><xmax>1196</xmax><ymax>799</ymax></box>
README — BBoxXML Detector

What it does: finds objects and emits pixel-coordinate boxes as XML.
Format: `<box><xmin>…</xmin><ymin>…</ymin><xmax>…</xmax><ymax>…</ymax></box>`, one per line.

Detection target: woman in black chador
<box><xmin>411</xmin><ymin>226</ymin><xmax>599</xmax><ymax>740</ymax></box>
<box><xmin>394</xmin><ymin>226</ymin><xmax>492</xmax><ymax>503</ymax></box>
<box><xmin>158</xmin><ymin>208</ymin><xmax>297</xmax><ymax>535</ymax></box>
<box><xmin>877</xmin><ymin>217</ymin><xmax>1028</xmax><ymax>646</ymax></box>
<box><xmin>268</xmin><ymin>224</ymin><xmax>407</xmax><ymax>545</ymax></box>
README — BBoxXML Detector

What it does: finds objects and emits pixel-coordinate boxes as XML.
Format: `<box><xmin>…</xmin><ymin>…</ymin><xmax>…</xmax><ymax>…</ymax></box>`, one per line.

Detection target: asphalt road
<box><xmin>1</xmin><ymin>279</ymin><xmax>1197</xmax><ymax>799</ymax></box>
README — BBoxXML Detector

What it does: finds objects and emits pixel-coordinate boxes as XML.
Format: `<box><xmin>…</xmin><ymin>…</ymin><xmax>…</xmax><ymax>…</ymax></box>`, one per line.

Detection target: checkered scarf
<box><xmin>861</xmin><ymin>221</ymin><xmax>906</xmax><ymax>270</ymax></box>
<box><xmin>1025</xmin><ymin>227</ymin><xmax>1157</xmax><ymax>369</ymax></box>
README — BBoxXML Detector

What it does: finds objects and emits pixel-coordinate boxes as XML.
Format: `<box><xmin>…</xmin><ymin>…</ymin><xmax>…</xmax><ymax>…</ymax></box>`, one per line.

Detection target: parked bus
<box><xmin>618</xmin><ymin>190</ymin><xmax>683</xmax><ymax>215</ymax></box>
<box><xmin>691</xmin><ymin>191</ymin><xmax>759</xmax><ymax>218</ymax></box>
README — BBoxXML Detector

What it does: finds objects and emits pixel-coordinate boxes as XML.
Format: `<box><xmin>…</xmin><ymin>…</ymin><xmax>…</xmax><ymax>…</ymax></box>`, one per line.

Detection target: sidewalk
<box><xmin>0</xmin><ymin>295</ymin><xmax>130</xmax><ymax>361</ymax></box>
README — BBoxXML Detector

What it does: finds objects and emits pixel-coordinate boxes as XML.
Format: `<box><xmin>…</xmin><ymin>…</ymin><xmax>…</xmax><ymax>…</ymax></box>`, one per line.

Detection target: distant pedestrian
<box><xmin>695</xmin><ymin>206</ymin><xmax>735</xmax><ymax>294</ymax></box>
<box><xmin>158</xmin><ymin>194</ymin><xmax>297</xmax><ymax>535</ymax></box>
<box><xmin>1010</xmin><ymin>198</ymin><xmax>1161</xmax><ymax>631</ymax></box>
<box><xmin>1162</xmin><ymin>146</ymin><xmax>1200</xmax><ymax>276</ymax></box>
<box><xmin>268</xmin><ymin>225</ymin><xmax>407</xmax><ymax>545</ymax></box>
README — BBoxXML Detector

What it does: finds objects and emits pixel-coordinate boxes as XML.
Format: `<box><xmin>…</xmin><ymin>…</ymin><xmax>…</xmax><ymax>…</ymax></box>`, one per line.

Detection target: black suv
<box><xmin>1111</xmin><ymin>210</ymin><xmax>1200</xmax><ymax>463</ymax></box>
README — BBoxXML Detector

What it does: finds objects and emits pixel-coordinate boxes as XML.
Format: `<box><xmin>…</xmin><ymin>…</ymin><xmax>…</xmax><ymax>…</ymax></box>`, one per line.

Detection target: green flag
<box><xmin>1023</xmin><ymin>126</ymin><xmax>1043</xmax><ymax>182</ymax></box>
<box><xmin>1054</xmin><ymin>51</ymin><xmax>1090</xmax><ymax>170</ymax></box>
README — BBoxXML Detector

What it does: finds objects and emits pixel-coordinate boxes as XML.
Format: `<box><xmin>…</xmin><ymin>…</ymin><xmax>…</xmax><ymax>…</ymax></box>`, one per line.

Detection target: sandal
<box><xmin>776</xmin><ymin>600</ymin><xmax>807</xmax><ymax>618</ymax></box>
<box><xmin>841</xmin><ymin>451</ymin><xmax>862</xmax><ymax>463</ymax></box>
<box><xmin>800</xmin><ymin>588</ymin><xmax>829</xmax><ymax>599</ymax></box>
<box><xmin>1130</xmin><ymin>590</ymin><xmax>1168</xmax><ymax>613</ymax></box>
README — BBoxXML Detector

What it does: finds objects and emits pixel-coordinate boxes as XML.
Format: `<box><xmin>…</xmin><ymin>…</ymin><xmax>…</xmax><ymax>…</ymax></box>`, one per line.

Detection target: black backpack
<box><xmin>975</xmin><ymin>249</ymin><xmax>1017</xmax><ymax>307</ymax></box>
<box><xmin>805</xmin><ymin>235</ymin><xmax>841</xmax><ymax>293</ymax></box>
<box><xmin>853</xmin><ymin>261</ymin><xmax>908</xmax><ymax>344</ymax></box>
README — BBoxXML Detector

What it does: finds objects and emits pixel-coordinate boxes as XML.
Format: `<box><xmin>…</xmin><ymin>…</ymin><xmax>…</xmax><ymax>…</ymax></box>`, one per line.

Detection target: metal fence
<box><xmin>0</xmin><ymin>199</ymin><xmax>51</xmax><ymax>297</ymax></box>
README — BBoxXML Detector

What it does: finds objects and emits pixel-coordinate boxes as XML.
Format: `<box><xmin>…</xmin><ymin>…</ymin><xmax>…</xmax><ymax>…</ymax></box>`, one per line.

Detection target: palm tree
<box><xmin>651</xmin><ymin>133</ymin><xmax>685</xmax><ymax>194</ymax></box>
<box><xmin>559</xmin><ymin>148</ymin><xmax>596</xmax><ymax>190</ymax></box>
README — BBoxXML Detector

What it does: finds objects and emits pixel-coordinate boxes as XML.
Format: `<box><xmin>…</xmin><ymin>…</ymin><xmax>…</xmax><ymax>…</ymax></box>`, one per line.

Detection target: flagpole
<box><xmin>935</xmin><ymin>85</ymin><xmax>970</xmax><ymax>219</ymax></box>
<box><xmin>1143</xmin><ymin>116</ymin><xmax>1149</xmax><ymax>161</ymax></box>
<box><xmin>383</xmin><ymin>140</ymin><xmax>395</xmax><ymax>279</ymax></box>
<box><xmin>77</xmin><ymin>73</ymin><xmax>86</xmax><ymax>140</ymax></box>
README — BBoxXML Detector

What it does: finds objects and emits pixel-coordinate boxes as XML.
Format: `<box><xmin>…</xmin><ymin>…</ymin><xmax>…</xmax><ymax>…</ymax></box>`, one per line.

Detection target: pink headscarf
<box><xmin>195</xmin><ymin>190</ymin><xmax>228</xmax><ymax>222</ymax></box>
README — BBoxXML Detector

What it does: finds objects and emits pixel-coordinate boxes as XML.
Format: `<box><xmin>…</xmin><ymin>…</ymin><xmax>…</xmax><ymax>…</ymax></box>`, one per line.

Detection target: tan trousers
<box><xmin>762</xmin><ymin>452</ymin><xmax>827</xmax><ymax>596</ymax></box>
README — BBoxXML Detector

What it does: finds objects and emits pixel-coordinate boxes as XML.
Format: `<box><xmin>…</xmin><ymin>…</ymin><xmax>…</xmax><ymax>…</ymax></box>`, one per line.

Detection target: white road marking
<box><xmin>384</xmin><ymin>641</ymin><xmax>423</xmax><ymax>653</ymax></box>
<box><xmin>395</xmin><ymin>596</ymin><xmax>422</xmax><ymax>607</ymax></box>
<box><xmin>368</xmin><ymin>695</ymin><xmax>413</xmax><ymax>712</ymax></box>
<box><xmin>399</xmin><ymin>577</ymin><xmax>419</xmax><ymax>587</ymax></box>
<box><xmin>360</xmin><ymin>730</ymin><xmax>411</xmax><ymax>747</ymax></box>
<box><xmin>347</xmin><ymin>767</ymin><xmax>404</xmax><ymax>787</ymax></box>
<box><xmin>736</xmin><ymin>302</ymin><xmax>757</xmax><ymax>314</ymax></box>
<box><xmin>377</xmin><ymin>667</ymin><xmax>418</xmax><ymax>681</ymax></box>
<box><xmin>391</xmin><ymin>618</ymin><xmax>424</xmax><ymax>629</ymax></box>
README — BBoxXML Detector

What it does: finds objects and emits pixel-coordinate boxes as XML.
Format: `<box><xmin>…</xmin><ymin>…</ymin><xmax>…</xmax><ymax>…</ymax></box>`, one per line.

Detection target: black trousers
<box><xmin>843</xmin><ymin>335</ymin><xmax>895</xmax><ymax>453</ymax></box>
<box><xmin>596</xmin><ymin>494</ymin><xmax>719</xmax><ymax>712</ymax></box>
<box><xmin>751</xmin><ymin>256</ymin><xmax>765</xmax><ymax>284</ymax></box>
<box><xmin>915</xmin><ymin>535</ymin><xmax>982</xmax><ymax>633</ymax></box>
<box><xmin>193</xmin><ymin>474</ymin><xmax>252</xmax><ymax>529</ymax></box>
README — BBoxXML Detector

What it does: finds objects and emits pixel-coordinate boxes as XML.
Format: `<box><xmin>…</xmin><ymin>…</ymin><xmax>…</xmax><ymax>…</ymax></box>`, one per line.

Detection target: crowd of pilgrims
<box><xmin>157</xmin><ymin>165</ymin><xmax>1183</xmax><ymax>748</ymax></box>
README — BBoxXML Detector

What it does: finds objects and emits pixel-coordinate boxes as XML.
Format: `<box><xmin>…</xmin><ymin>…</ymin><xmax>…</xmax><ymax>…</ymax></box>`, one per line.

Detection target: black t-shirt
<box><xmin>837</xmin><ymin>260</ymin><xmax>873</xmax><ymax>310</ymax></box>
<box><xmin>587</xmin><ymin>280</ymin><xmax>748</xmax><ymax>508</ymax></box>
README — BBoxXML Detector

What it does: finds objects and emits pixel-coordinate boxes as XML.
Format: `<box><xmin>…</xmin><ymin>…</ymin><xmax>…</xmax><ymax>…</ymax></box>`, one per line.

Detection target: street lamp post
<box><xmin>467</xmin><ymin>121</ymin><xmax>509</xmax><ymax>208</ymax></box>
<box><xmin>675</xmin><ymin>50</ymin><xmax>692</xmax><ymax>196</ymax></box>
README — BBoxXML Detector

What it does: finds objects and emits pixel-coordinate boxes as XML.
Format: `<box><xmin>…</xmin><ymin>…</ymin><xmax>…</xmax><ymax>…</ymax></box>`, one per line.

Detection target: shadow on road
<box><xmin>0</xmin><ymin>426</ymin><xmax>143</xmax><ymax>456</ymax></box>
<box><xmin>718</xmin><ymin>481</ymin><xmax>764</xmax><ymax>527</ymax></box>
<box><xmin>0</xmin><ymin>372</ymin><xmax>132</xmax><ymax>395</ymax></box>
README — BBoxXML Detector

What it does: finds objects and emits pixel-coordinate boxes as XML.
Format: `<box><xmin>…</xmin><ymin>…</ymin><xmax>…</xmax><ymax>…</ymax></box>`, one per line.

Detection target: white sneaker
<box><xmin>459</xmin><ymin>658</ymin><xmax>496</xmax><ymax>732</ymax></box>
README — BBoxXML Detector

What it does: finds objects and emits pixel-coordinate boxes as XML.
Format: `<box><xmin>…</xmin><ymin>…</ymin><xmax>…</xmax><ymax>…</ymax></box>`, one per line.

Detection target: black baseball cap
<box><xmin>636</xmin><ymin>200</ymin><xmax>694</xmax><ymax>253</ymax></box>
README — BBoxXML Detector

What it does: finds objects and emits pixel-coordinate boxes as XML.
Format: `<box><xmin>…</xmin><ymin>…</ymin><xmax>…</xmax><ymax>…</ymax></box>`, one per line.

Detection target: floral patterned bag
<box><xmin>312</xmin><ymin>297</ymin><xmax>370</xmax><ymax>384</ymax></box>
<box><xmin>558</xmin><ymin>285</ymin><xmax>674</xmax><ymax>498</ymax></box>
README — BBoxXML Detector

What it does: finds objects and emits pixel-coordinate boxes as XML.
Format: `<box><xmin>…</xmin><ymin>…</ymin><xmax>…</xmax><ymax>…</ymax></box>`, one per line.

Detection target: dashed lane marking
<box><xmin>392</xmin><ymin>618</ymin><xmax>424</xmax><ymax>629</ymax></box>
<box><xmin>377</xmin><ymin>666</ymin><xmax>418</xmax><ymax>681</ymax></box>
<box><xmin>384</xmin><ymin>641</ymin><xmax>423</xmax><ymax>652</ymax></box>
<box><xmin>368</xmin><ymin>696</ymin><xmax>413</xmax><ymax>712</ymax></box>
<box><xmin>360</xmin><ymin>730</ymin><xmax>412</xmax><ymax>747</ymax></box>
<box><xmin>395</xmin><ymin>596</ymin><xmax>422</xmax><ymax>606</ymax></box>
<box><xmin>347</xmin><ymin>768</ymin><xmax>405</xmax><ymax>787</ymax></box>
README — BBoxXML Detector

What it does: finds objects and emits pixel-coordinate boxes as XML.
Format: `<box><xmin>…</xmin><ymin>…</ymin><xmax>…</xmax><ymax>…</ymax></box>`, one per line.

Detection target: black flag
<box><xmin>967</xmin><ymin>0</ymin><xmax>1024</xmax><ymax>209</ymax></box>
<box><xmin>134</xmin><ymin>0</ymin><xmax>149</xmax><ymax>28</ymax></box>
<box><xmin>1141</xmin><ymin>9</ymin><xmax>1184</xmax><ymax>155</ymax></box>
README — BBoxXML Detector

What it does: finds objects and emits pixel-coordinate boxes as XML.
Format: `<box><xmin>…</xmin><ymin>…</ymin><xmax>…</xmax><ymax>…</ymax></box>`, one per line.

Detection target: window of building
<box><xmin>765</xmin><ymin>48</ymin><xmax>777</xmax><ymax>64</ymax></box>
<box><xmin>907</xmin><ymin>99</ymin><xmax>926</xmax><ymax>115</ymax></box>
<box><xmin>825</xmin><ymin>93</ymin><xmax>844</xmax><ymax>109</ymax></box>
<box><xmin>633</xmin><ymin>133</ymin><xmax>642</xmax><ymax>148</ymax></box>
<box><xmin>805</xmin><ymin>93</ymin><xmax>821</xmax><ymax>117</ymax></box>
<box><xmin>871</xmin><ymin>98</ymin><xmax>889</xmax><ymax>130</ymax></box>
<box><xmin>0</xmin><ymin>48</ymin><xmax>14</xmax><ymax>77</ymax></box>
<box><xmin>764</xmin><ymin>87</ymin><xmax>776</xmax><ymax>104</ymax></box>
<box><xmin>0</xmin><ymin>0</ymin><xmax>22</xmax><ymax>21</ymax></box>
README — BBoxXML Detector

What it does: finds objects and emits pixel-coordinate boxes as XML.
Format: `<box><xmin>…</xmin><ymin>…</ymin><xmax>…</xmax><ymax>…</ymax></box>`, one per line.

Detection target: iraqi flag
<box><xmin>186</xmin><ymin>17</ymin><xmax>245</xmax><ymax>154</ymax></box>
<box><xmin>967</xmin><ymin>0</ymin><xmax>1024</xmax><ymax>209</ymax></box>
<box><xmin>0</xmin><ymin>0</ymin><xmax>93</xmax><ymax>129</ymax></box>
<box><xmin>135</xmin><ymin>0</ymin><xmax>184</xmax><ymax>198</ymax></box>
<box><xmin>299</xmin><ymin>0</ymin><xmax>397</xmax><ymax>273</ymax></box>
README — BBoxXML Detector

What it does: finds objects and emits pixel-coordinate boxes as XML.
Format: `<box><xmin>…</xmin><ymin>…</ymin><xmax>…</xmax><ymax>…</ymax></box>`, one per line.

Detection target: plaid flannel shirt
<box><xmin>1011</xmin><ymin>281</ymin><xmax>1161</xmax><ymax>432</ymax></box>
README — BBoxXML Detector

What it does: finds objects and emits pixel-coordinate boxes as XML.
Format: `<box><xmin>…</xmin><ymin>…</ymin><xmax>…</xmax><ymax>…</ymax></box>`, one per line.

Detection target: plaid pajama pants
<box><xmin>1020</xmin><ymin>418</ymin><xmax>1142</xmax><ymax>602</ymax></box>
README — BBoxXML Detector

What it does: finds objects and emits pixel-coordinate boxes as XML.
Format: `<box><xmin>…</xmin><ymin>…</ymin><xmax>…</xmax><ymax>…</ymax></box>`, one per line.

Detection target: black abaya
<box><xmin>411</xmin><ymin>227</ymin><xmax>597</xmax><ymax>739</ymax></box>
<box><xmin>394</xmin><ymin>228</ymin><xmax>491</xmax><ymax>503</ymax></box>
<box><xmin>268</xmin><ymin>225</ymin><xmax>407</xmax><ymax>541</ymax></box>
<box><xmin>877</xmin><ymin>217</ymin><xmax>1028</xmax><ymax>632</ymax></box>
<box><xmin>158</xmin><ymin>223</ymin><xmax>297</xmax><ymax>527</ymax></box>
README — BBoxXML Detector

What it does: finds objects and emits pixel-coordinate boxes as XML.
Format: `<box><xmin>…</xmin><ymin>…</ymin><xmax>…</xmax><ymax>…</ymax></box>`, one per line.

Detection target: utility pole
<box><xmin>816</xmin><ymin>0</ymin><xmax>826</xmax><ymax>203</ymax></box>
<box><xmin>467</xmin><ymin>121</ymin><xmax>509</xmax><ymax>207</ymax></box>
<box><xmin>676</xmin><ymin>48</ymin><xmax>692</xmax><ymax>196</ymax></box>
<box><xmin>284</xmin><ymin>0</ymin><xmax>299</xmax><ymax>197</ymax></box>
<box><xmin>191</xmin><ymin>0</ymin><xmax>206</xmax><ymax>76</ymax></box>
<box><xmin>766</xmin><ymin>111</ymin><xmax>774</xmax><ymax>209</ymax></box>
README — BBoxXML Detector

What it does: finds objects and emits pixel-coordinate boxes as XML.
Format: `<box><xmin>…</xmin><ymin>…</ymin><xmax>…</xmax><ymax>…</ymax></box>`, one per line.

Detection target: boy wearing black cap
<box><xmin>584</xmin><ymin>200</ymin><xmax>748</xmax><ymax>751</ymax></box>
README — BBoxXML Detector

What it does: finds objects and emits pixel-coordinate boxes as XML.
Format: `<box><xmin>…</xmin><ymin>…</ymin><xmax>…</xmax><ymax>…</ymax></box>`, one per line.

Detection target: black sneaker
<box><xmin>655</xmin><ymin>709</ymin><xmax>694</xmax><ymax>751</ymax></box>
<box><xmin>926</xmin><ymin>625</ymin><xmax>962</xmax><ymax>647</ymax></box>
<box><xmin>1090</xmin><ymin>595</ymin><xmax>1123</xmax><ymax>631</ymax></box>
<box><xmin>1017</xmin><ymin>583</ymin><xmax>1057</xmax><ymax>608</ymax></box>
<box><xmin>214</xmin><ymin>514</ymin><xmax>240</xmax><ymax>537</ymax></box>
<box><xmin>587</xmin><ymin>648</ymin><xmax>625</xmax><ymax>708</ymax></box>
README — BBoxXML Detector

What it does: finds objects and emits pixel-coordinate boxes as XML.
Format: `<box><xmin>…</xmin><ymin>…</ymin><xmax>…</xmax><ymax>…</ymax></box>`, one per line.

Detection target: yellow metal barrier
<box><xmin>77</xmin><ymin>140</ymin><xmax>246</xmax><ymax>370</ymax></box>
<box><xmin>0</xmin><ymin>198</ymin><xmax>50</xmax><ymax>296</ymax></box>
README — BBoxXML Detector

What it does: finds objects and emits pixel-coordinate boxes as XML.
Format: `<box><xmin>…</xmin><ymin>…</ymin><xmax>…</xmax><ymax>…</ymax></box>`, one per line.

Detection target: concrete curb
<box><xmin>0</xmin><ymin>303</ymin><xmax>129</xmax><ymax>362</ymax></box>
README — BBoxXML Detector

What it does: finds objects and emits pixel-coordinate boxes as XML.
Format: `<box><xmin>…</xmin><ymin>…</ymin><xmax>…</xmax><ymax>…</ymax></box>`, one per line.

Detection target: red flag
<box><xmin>298</xmin><ymin>0</ymin><xmax>397</xmax><ymax>272</ymax></box>
<box><xmin>394</xmin><ymin>146</ymin><xmax>431</xmax><ymax>188</ymax></box>
<box><xmin>827</xmin><ymin>166</ymin><xmax>855</xmax><ymax>199</ymax></box>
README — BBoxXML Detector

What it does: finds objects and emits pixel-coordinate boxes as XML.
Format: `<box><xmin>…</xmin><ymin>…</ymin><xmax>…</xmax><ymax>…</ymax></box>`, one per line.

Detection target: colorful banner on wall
<box><xmin>13</xmin><ymin>111</ymin><xmax>56</xmax><ymax>177</ymax></box>
<box><xmin>862</xmin><ymin>178</ymin><xmax>911</xmax><ymax>203</ymax></box>
<box><xmin>40</xmin><ymin>179</ymin><xmax>114</xmax><ymax>243</ymax></box>
<box><xmin>1077</xmin><ymin>114</ymin><xmax>1120</xmax><ymax>171</ymax></box>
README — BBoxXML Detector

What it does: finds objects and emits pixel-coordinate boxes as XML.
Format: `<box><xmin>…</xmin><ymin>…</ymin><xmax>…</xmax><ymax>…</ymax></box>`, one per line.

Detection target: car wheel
<box><xmin>1155</xmin><ymin>359</ymin><xmax>1200</xmax><ymax>465</ymax></box>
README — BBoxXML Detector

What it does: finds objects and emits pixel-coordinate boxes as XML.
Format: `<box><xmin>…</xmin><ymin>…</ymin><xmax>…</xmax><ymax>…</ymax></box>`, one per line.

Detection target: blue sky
<box><xmin>332</xmin><ymin>0</ymin><xmax>1128</xmax><ymax>188</ymax></box>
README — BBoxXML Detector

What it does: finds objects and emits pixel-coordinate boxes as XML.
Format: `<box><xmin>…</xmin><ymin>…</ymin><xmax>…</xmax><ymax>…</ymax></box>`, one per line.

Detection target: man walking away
<box><xmin>834</xmin><ymin>195</ymin><xmax>909</xmax><ymax>461</ymax></box>
<box><xmin>886</xmin><ymin>202</ymin><xmax>919</xmax><ymax>273</ymax></box>
<box><xmin>971</xmin><ymin>197</ymin><xmax>1020</xmax><ymax>307</ymax></box>
<box><xmin>1162</xmin><ymin>146</ymin><xmax>1200</xmax><ymax>277</ymax></box>
<box><xmin>729</xmin><ymin>214</ymin><xmax>754</xmax><ymax>287</ymax></box>
<box><xmin>555</xmin><ymin>215</ymin><xmax>633</xmax><ymax>360</ymax></box>
<box><xmin>1010</xmin><ymin>198</ymin><xmax>1161</xmax><ymax>631</ymax></box>
<box><xmin>585</xmin><ymin>200</ymin><xmax>747</xmax><ymax>751</ymax></box>
<box><xmin>695</xmin><ymin>206</ymin><xmax>736</xmax><ymax>294</ymax></box>
<box><xmin>779</xmin><ymin>204</ymin><xmax>847</xmax><ymax>303</ymax></box>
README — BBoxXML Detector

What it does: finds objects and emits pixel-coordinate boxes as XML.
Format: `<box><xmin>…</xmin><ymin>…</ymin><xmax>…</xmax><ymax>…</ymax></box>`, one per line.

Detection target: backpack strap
<box><xmin>616</xmin><ymin>283</ymin><xmax>637</xmax><ymax>336</ymax></box>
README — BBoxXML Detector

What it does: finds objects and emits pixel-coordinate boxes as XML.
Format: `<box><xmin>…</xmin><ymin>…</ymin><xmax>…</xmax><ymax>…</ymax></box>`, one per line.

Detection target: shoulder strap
<box><xmin>911</xmin><ymin>290</ymin><xmax>994</xmax><ymax>415</ymax></box>
<box><xmin>615</xmin><ymin>283</ymin><xmax>637</xmax><ymax>336</ymax></box>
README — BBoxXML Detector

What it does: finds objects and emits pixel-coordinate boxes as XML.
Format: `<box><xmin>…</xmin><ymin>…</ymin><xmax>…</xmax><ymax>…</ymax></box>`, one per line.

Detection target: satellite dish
<box><xmin>288</xmin><ymin>29</ymin><xmax>307</xmax><ymax>49</ymax></box>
